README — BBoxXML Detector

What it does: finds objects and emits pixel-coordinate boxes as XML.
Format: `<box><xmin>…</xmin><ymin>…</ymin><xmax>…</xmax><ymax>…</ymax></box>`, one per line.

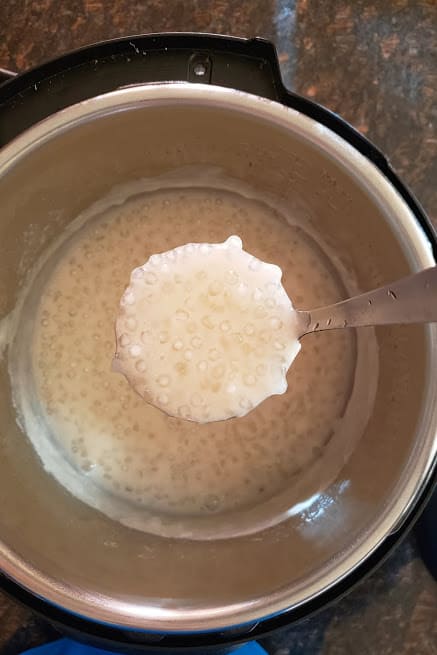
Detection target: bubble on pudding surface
<box><xmin>114</xmin><ymin>235</ymin><xmax>301</xmax><ymax>422</ymax></box>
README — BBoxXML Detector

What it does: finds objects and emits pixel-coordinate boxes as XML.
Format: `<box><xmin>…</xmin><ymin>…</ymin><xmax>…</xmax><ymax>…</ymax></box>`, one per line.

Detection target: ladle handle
<box><xmin>298</xmin><ymin>266</ymin><xmax>437</xmax><ymax>335</ymax></box>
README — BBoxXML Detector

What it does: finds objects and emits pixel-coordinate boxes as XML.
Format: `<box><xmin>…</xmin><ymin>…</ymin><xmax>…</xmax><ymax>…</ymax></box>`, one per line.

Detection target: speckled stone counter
<box><xmin>0</xmin><ymin>1</ymin><xmax>436</xmax><ymax>654</ymax></box>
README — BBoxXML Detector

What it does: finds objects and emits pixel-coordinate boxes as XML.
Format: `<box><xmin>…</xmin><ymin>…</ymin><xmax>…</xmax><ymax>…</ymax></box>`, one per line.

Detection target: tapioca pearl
<box><xmin>237</xmin><ymin>282</ymin><xmax>248</xmax><ymax>295</ymax></box>
<box><xmin>274</xmin><ymin>341</ymin><xmax>286</xmax><ymax>351</ymax></box>
<box><xmin>208</xmin><ymin>281</ymin><xmax>222</xmax><ymax>296</ymax></box>
<box><xmin>242</xmin><ymin>341</ymin><xmax>255</xmax><ymax>356</ymax></box>
<box><xmin>202</xmin><ymin>315</ymin><xmax>215</xmax><ymax>330</ymax></box>
<box><xmin>268</xmin><ymin>266</ymin><xmax>282</xmax><ymax>283</ymax></box>
<box><xmin>191</xmin><ymin>393</ymin><xmax>204</xmax><ymax>407</ymax></box>
<box><xmin>135</xmin><ymin>359</ymin><xmax>147</xmax><ymax>373</ymax></box>
<box><xmin>165</xmin><ymin>249</ymin><xmax>177</xmax><ymax>261</ymax></box>
<box><xmin>226</xmin><ymin>382</ymin><xmax>237</xmax><ymax>393</ymax></box>
<box><xmin>265</xmin><ymin>297</ymin><xmax>276</xmax><ymax>309</ymax></box>
<box><xmin>244</xmin><ymin>374</ymin><xmax>257</xmax><ymax>387</ymax></box>
<box><xmin>119</xmin><ymin>333</ymin><xmax>130</xmax><ymax>347</ymax></box>
<box><xmin>178</xmin><ymin>405</ymin><xmax>192</xmax><ymax>419</ymax></box>
<box><xmin>220</xmin><ymin>321</ymin><xmax>231</xmax><ymax>333</ymax></box>
<box><xmin>256</xmin><ymin>363</ymin><xmax>267</xmax><ymax>376</ymax></box>
<box><xmin>175</xmin><ymin>361</ymin><xmax>188</xmax><ymax>376</ymax></box>
<box><xmin>122</xmin><ymin>290</ymin><xmax>135</xmax><ymax>306</ymax></box>
<box><xmin>225</xmin><ymin>269</ymin><xmax>239</xmax><ymax>285</ymax></box>
<box><xmin>157</xmin><ymin>392</ymin><xmax>169</xmax><ymax>406</ymax></box>
<box><xmin>244</xmin><ymin>323</ymin><xmax>255</xmax><ymax>336</ymax></box>
<box><xmin>252</xmin><ymin>288</ymin><xmax>263</xmax><ymax>302</ymax></box>
<box><xmin>146</xmin><ymin>255</ymin><xmax>163</xmax><ymax>267</ymax></box>
<box><xmin>209</xmin><ymin>349</ymin><xmax>221</xmax><ymax>362</ymax></box>
<box><xmin>132</xmin><ymin>267</ymin><xmax>144</xmax><ymax>280</ymax></box>
<box><xmin>129</xmin><ymin>344</ymin><xmax>142</xmax><ymax>358</ymax></box>
<box><xmin>232</xmin><ymin>332</ymin><xmax>243</xmax><ymax>344</ymax></box>
<box><xmin>211</xmin><ymin>364</ymin><xmax>225</xmax><ymax>379</ymax></box>
<box><xmin>159</xmin><ymin>331</ymin><xmax>169</xmax><ymax>344</ymax></box>
<box><xmin>255</xmin><ymin>305</ymin><xmax>268</xmax><ymax>318</ymax></box>
<box><xmin>184</xmin><ymin>281</ymin><xmax>193</xmax><ymax>293</ymax></box>
<box><xmin>175</xmin><ymin>309</ymin><xmax>189</xmax><ymax>321</ymax></box>
<box><xmin>172</xmin><ymin>339</ymin><xmax>183</xmax><ymax>351</ymax></box>
<box><xmin>270</xmin><ymin>317</ymin><xmax>283</xmax><ymax>330</ymax></box>
<box><xmin>197</xmin><ymin>360</ymin><xmax>208</xmax><ymax>372</ymax></box>
<box><xmin>140</xmin><ymin>331</ymin><xmax>153</xmax><ymax>345</ymax></box>
<box><xmin>196</xmin><ymin>270</ymin><xmax>207</xmax><ymax>281</ymax></box>
<box><xmin>157</xmin><ymin>375</ymin><xmax>170</xmax><ymax>388</ymax></box>
<box><xmin>125</xmin><ymin>317</ymin><xmax>137</xmax><ymax>331</ymax></box>
<box><xmin>184</xmin><ymin>349</ymin><xmax>193</xmax><ymax>361</ymax></box>
<box><xmin>258</xmin><ymin>330</ymin><xmax>271</xmax><ymax>344</ymax></box>
<box><xmin>265</xmin><ymin>281</ymin><xmax>280</xmax><ymax>294</ymax></box>
<box><xmin>221</xmin><ymin>288</ymin><xmax>233</xmax><ymax>305</ymax></box>
<box><xmin>203</xmin><ymin>494</ymin><xmax>220</xmax><ymax>511</ymax></box>
<box><xmin>228</xmin><ymin>368</ymin><xmax>239</xmax><ymax>381</ymax></box>
<box><xmin>191</xmin><ymin>336</ymin><xmax>202</xmax><ymax>349</ymax></box>
<box><xmin>249</xmin><ymin>257</ymin><xmax>262</xmax><ymax>272</ymax></box>
<box><xmin>239</xmin><ymin>397</ymin><xmax>253</xmax><ymax>410</ymax></box>
<box><xmin>226</xmin><ymin>235</ymin><xmax>242</xmax><ymax>249</ymax></box>
<box><xmin>145</xmin><ymin>291</ymin><xmax>159</xmax><ymax>303</ymax></box>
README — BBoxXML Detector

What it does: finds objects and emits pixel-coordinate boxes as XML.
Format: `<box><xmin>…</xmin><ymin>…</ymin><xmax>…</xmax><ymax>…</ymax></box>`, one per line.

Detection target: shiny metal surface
<box><xmin>297</xmin><ymin>266</ymin><xmax>437</xmax><ymax>336</ymax></box>
<box><xmin>0</xmin><ymin>83</ymin><xmax>436</xmax><ymax>632</ymax></box>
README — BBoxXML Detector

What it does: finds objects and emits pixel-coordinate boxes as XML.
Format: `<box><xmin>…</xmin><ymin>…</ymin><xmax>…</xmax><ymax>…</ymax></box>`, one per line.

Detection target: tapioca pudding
<box><xmin>10</xmin><ymin>177</ymin><xmax>378</xmax><ymax>538</ymax></box>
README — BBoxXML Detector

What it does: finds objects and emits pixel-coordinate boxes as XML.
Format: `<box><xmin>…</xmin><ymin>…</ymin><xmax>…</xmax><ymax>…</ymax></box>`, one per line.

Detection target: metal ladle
<box><xmin>295</xmin><ymin>266</ymin><xmax>437</xmax><ymax>337</ymax></box>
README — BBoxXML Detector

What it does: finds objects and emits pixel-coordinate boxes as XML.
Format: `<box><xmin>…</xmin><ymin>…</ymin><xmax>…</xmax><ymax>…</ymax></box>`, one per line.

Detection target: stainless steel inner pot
<box><xmin>0</xmin><ymin>83</ymin><xmax>436</xmax><ymax>633</ymax></box>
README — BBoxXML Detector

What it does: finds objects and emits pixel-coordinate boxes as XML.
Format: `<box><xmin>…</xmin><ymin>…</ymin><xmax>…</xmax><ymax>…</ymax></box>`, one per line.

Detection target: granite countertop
<box><xmin>0</xmin><ymin>1</ymin><xmax>436</xmax><ymax>653</ymax></box>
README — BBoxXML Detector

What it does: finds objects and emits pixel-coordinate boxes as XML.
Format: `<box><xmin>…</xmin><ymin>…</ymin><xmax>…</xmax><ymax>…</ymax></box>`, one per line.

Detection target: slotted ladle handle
<box><xmin>296</xmin><ymin>266</ymin><xmax>437</xmax><ymax>337</ymax></box>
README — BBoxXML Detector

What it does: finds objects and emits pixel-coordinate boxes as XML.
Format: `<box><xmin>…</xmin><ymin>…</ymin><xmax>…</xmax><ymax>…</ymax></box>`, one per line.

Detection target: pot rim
<box><xmin>0</xmin><ymin>82</ymin><xmax>436</xmax><ymax>632</ymax></box>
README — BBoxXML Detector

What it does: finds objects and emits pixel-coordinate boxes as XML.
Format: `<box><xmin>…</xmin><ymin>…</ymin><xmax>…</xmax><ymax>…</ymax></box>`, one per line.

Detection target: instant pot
<box><xmin>0</xmin><ymin>33</ymin><xmax>436</xmax><ymax>652</ymax></box>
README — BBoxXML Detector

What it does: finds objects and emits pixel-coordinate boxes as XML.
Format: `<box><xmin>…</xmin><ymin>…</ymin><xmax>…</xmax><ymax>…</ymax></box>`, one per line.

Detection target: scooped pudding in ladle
<box><xmin>115</xmin><ymin>231</ymin><xmax>437</xmax><ymax>424</ymax></box>
<box><xmin>114</xmin><ymin>235</ymin><xmax>301</xmax><ymax>423</ymax></box>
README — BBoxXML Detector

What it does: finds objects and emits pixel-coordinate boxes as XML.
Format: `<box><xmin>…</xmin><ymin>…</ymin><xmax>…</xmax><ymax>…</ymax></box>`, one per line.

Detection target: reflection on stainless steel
<box><xmin>300</xmin><ymin>481</ymin><xmax>351</xmax><ymax>525</ymax></box>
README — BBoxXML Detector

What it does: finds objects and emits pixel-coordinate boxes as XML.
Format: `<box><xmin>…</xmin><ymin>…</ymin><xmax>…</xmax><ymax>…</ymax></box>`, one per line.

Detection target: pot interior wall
<box><xmin>0</xmin><ymin>100</ymin><xmax>430</xmax><ymax>626</ymax></box>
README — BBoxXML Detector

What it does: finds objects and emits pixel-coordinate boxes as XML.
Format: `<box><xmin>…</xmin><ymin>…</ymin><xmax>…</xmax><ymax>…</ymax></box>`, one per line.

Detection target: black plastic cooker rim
<box><xmin>0</xmin><ymin>33</ymin><xmax>436</xmax><ymax>650</ymax></box>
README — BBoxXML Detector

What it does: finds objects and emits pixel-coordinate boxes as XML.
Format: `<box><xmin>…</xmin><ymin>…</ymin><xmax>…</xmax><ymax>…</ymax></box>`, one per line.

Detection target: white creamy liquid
<box><xmin>115</xmin><ymin>235</ymin><xmax>301</xmax><ymax>423</ymax></box>
<box><xmin>9</xmin><ymin>177</ymin><xmax>378</xmax><ymax>539</ymax></box>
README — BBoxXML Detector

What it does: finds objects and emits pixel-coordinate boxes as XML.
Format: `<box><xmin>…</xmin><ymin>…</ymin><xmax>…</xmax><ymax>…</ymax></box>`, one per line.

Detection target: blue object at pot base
<box><xmin>22</xmin><ymin>638</ymin><xmax>268</xmax><ymax>655</ymax></box>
